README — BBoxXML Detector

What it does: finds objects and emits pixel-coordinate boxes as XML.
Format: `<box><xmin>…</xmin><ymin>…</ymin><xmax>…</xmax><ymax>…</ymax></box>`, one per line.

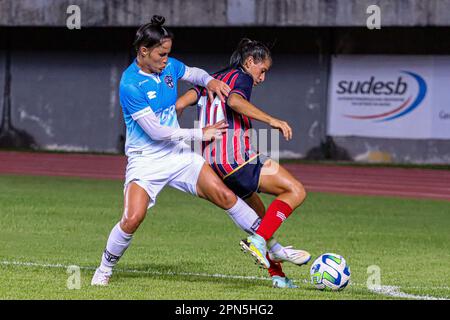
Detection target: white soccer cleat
<box><xmin>268</xmin><ymin>246</ymin><xmax>311</xmax><ymax>266</ymax></box>
<box><xmin>91</xmin><ymin>268</ymin><xmax>112</xmax><ymax>286</ymax></box>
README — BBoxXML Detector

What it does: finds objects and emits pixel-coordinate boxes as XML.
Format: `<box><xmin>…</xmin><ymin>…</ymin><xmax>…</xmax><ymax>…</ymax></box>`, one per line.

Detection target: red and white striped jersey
<box><xmin>193</xmin><ymin>68</ymin><xmax>258</xmax><ymax>178</ymax></box>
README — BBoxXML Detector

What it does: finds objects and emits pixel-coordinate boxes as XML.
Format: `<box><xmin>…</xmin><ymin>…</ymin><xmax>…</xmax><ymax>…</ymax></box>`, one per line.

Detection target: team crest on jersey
<box><xmin>164</xmin><ymin>75</ymin><xmax>174</xmax><ymax>89</ymax></box>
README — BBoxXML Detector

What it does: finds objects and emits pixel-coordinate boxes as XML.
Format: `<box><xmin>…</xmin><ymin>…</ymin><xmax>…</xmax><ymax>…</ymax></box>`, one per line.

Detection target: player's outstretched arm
<box><xmin>175</xmin><ymin>89</ymin><xmax>198</xmax><ymax>118</ymax></box>
<box><xmin>227</xmin><ymin>93</ymin><xmax>292</xmax><ymax>141</ymax></box>
<box><xmin>134</xmin><ymin>107</ymin><xmax>227</xmax><ymax>142</ymax></box>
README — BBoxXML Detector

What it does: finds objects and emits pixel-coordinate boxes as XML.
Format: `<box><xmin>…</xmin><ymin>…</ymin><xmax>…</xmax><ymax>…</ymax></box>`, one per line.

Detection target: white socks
<box><xmin>97</xmin><ymin>199</ymin><xmax>285</xmax><ymax>275</ymax></box>
<box><xmin>226</xmin><ymin>197</ymin><xmax>285</xmax><ymax>252</ymax></box>
<box><xmin>100</xmin><ymin>222</ymin><xmax>133</xmax><ymax>274</ymax></box>
<box><xmin>226</xmin><ymin>197</ymin><xmax>262</xmax><ymax>235</ymax></box>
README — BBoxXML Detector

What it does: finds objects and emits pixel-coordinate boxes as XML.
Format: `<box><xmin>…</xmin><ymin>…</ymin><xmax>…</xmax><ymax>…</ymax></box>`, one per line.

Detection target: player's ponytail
<box><xmin>133</xmin><ymin>15</ymin><xmax>174</xmax><ymax>52</ymax></box>
<box><xmin>229</xmin><ymin>38</ymin><xmax>272</xmax><ymax>69</ymax></box>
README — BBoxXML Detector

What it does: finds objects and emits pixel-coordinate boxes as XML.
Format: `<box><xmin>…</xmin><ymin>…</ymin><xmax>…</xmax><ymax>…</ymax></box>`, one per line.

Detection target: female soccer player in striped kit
<box><xmin>91</xmin><ymin>17</ymin><xmax>293</xmax><ymax>287</ymax></box>
<box><xmin>176</xmin><ymin>39</ymin><xmax>311</xmax><ymax>287</ymax></box>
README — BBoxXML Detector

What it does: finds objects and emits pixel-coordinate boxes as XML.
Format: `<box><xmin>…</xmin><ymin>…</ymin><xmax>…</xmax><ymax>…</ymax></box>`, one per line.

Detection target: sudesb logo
<box><xmin>339</xmin><ymin>71</ymin><xmax>427</xmax><ymax>122</ymax></box>
<box><xmin>337</xmin><ymin>76</ymin><xmax>408</xmax><ymax>96</ymax></box>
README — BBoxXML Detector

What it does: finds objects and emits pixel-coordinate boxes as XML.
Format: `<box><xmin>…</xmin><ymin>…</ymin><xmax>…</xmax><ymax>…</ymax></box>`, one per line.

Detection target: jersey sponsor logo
<box><xmin>131</xmin><ymin>107</ymin><xmax>152</xmax><ymax>121</ymax></box>
<box><xmin>147</xmin><ymin>91</ymin><xmax>157</xmax><ymax>100</ymax></box>
<box><xmin>157</xmin><ymin>104</ymin><xmax>176</xmax><ymax>123</ymax></box>
<box><xmin>164</xmin><ymin>75</ymin><xmax>174</xmax><ymax>89</ymax></box>
<box><xmin>138</xmin><ymin>79</ymin><xmax>149</xmax><ymax>86</ymax></box>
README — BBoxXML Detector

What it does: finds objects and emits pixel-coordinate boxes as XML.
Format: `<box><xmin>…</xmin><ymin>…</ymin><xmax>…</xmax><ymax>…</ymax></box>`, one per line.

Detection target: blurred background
<box><xmin>0</xmin><ymin>0</ymin><xmax>449</xmax><ymax>164</ymax></box>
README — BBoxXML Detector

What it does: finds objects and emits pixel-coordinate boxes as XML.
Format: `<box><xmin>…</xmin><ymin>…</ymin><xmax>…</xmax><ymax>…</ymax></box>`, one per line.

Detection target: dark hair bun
<box><xmin>151</xmin><ymin>15</ymin><xmax>165</xmax><ymax>26</ymax></box>
<box><xmin>238</xmin><ymin>38</ymin><xmax>253</xmax><ymax>48</ymax></box>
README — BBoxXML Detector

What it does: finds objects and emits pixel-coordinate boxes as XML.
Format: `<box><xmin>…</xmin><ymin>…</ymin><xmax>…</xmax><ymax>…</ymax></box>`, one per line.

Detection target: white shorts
<box><xmin>124</xmin><ymin>145</ymin><xmax>205</xmax><ymax>209</ymax></box>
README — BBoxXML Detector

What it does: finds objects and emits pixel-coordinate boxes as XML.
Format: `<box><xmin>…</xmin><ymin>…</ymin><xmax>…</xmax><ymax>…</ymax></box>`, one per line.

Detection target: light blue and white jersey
<box><xmin>119</xmin><ymin>57</ymin><xmax>186</xmax><ymax>156</ymax></box>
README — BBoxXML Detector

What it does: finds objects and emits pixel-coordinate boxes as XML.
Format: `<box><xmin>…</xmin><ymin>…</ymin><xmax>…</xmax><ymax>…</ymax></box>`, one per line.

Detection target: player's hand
<box><xmin>206</xmin><ymin>79</ymin><xmax>231</xmax><ymax>104</ymax></box>
<box><xmin>269</xmin><ymin>118</ymin><xmax>293</xmax><ymax>141</ymax></box>
<box><xmin>202</xmin><ymin>120</ymin><xmax>228</xmax><ymax>141</ymax></box>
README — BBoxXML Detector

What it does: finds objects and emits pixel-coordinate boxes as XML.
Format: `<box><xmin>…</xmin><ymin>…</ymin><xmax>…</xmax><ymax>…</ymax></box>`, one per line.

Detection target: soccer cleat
<box><xmin>91</xmin><ymin>268</ymin><xmax>112</xmax><ymax>286</ymax></box>
<box><xmin>269</xmin><ymin>246</ymin><xmax>311</xmax><ymax>266</ymax></box>
<box><xmin>240</xmin><ymin>234</ymin><xmax>271</xmax><ymax>269</ymax></box>
<box><xmin>272</xmin><ymin>276</ymin><xmax>298</xmax><ymax>289</ymax></box>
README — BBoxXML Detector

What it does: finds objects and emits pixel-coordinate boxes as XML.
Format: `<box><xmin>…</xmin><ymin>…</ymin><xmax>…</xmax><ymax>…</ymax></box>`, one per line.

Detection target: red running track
<box><xmin>0</xmin><ymin>151</ymin><xmax>449</xmax><ymax>201</ymax></box>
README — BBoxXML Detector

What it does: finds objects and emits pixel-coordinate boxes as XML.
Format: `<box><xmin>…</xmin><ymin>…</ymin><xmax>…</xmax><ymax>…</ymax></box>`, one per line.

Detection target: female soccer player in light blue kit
<box><xmin>92</xmin><ymin>16</ymin><xmax>301</xmax><ymax>288</ymax></box>
<box><xmin>90</xmin><ymin>15</ymin><xmax>242</xmax><ymax>286</ymax></box>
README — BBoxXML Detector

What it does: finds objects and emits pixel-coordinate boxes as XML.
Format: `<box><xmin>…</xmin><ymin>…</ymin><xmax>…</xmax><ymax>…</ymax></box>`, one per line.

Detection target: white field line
<box><xmin>368</xmin><ymin>285</ymin><xmax>449</xmax><ymax>301</ymax></box>
<box><xmin>0</xmin><ymin>260</ymin><xmax>270</xmax><ymax>282</ymax></box>
<box><xmin>1</xmin><ymin>260</ymin><xmax>449</xmax><ymax>300</ymax></box>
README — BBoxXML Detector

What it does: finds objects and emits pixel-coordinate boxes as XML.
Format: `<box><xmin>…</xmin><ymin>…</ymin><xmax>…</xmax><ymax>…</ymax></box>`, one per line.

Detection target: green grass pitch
<box><xmin>0</xmin><ymin>175</ymin><xmax>449</xmax><ymax>300</ymax></box>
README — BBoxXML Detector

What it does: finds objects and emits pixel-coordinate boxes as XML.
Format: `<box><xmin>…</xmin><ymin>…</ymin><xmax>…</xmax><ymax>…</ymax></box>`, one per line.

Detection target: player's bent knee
<box><xmin>290</xmin><ymin>182</ymin><xmax>307</xmax><ymax>207</ymax></box>
<box><xmin>121</xmin><ymin>211</ymin><xmax>146</xmax><ymax>233</ymax></box>
<box><xmin>217</xmin><ymin>187</ymin><xmax>237</xmax><ymax>209</ymax></box>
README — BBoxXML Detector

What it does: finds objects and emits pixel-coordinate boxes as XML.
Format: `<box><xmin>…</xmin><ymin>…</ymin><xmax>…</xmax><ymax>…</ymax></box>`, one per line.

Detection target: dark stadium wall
<box><xmin>1</xmin><ymin>26</ymin><xmax>450</xmax><ymax>163</ymax></box>
<box><xmin>0</xmin><ymin>27</ymin><xmax>131</xmax><ymax>152</ymax></box>
<box><xmin>2</xmin><ymin>0</ymin><xmax>450</xmax><ymax>28</ymax></box>
<box><xmin>0</xmin><ymin>27</ymin><xmax>331</xmax><ymax>158</ymax></box>
<box><xmin>9</xmin><ymin>50</ymin><xmax>126</xmax><ymax>152</ymax></box>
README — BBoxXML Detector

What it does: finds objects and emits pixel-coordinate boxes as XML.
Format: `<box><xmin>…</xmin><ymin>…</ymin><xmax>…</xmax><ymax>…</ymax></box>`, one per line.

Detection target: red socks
<box><xmin>258</xmin><ymin>199</ymin><xmax>293</xmax><ymax>278</ymax></box>
<box><xmin>267</xmin><ymin>253</ymin><xmax>285</xmax><ymax>278</ymax></box>
<box><xmin>256</xmin><ymin>199</ymin><xmax>293</xmax><ymax>241</ymax></box>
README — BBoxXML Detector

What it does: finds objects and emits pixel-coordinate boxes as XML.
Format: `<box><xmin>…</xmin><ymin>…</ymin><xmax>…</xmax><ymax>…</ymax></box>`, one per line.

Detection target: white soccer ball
<box><xmin>310</xmin><ymin>253</ymin><xmax>351</xmax><ymax>291</ymax></box>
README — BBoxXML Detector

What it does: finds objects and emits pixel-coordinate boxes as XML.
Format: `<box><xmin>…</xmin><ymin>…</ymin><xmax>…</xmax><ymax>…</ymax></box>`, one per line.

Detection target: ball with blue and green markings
<box><xmin>310</xmin><ymin>253</ymin><xmax>351</xmax><ymax>291</ymax></box>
